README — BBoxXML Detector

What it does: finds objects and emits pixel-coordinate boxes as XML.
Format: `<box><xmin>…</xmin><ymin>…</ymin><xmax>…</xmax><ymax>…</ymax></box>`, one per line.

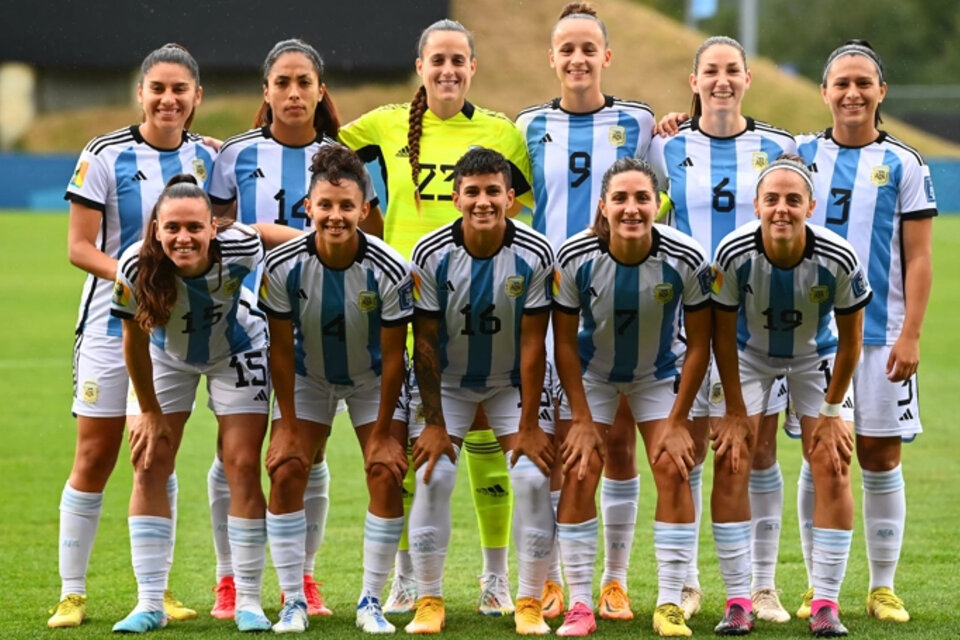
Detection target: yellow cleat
<box><xmin>405</xmin><ymin>597</ymin><xmax>445</xmax><ymax>634</ymax></box>
<box><xmin>652</xmin><ymin>604</ymin><xmax>692</xmax><ymax>637</ymax></box>
<box><xmin>796</xmin><ymin>587</ymin><xmax>814</xmax><ymax>620</ymax></box>
<box><xmin>515</xmin><ymin>597</ymin><xmax>550</xmax><ymax>635</ymax></box>
<box><xmin>164</xmin><ymin>589</ymin><xmax>198</xmax><ymax>621</ymax></box>
<box><xmin>48</xmin><ymin>594</ymin><xmax>86</xmax><ymax>628</ymax></box>
<box><xmin>597</xmin><ymin>580</ymin><xmax>633</xmax><ymax>620</ymax></box>
<box><xmin>866</xmin><ymin>587</ymin><xmax>910</xmax><ymax>622</ymax></box>
<box><xmin>541</xmin><ymin>579</ymin><xmax>565</xmax><ymax>620</ymax></box>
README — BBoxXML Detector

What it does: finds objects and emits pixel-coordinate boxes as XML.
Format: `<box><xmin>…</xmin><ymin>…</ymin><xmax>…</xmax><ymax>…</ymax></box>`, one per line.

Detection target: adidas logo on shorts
<box><xmin>899</xmin><ymin>408</ymin><xmax>914</xmax><ymax>421</ymax></box>
<box><xmin>253</xmin><ymin>389</ymin><xmax>269</xmax><ymax>402</ymax></box>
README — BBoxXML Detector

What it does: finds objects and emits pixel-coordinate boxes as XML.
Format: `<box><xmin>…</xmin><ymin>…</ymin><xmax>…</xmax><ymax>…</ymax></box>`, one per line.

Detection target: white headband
<box><xmin>756</xmin><ymin>162</ymin><xmax>814</xmax><ymax>198</ymax></box>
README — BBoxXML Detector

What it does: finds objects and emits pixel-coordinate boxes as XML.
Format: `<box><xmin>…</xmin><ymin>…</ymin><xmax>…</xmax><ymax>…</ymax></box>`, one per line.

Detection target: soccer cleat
<box><xmin>514</xmin><ymin>597</ymin><xmax>550</xmax><ymax>635</ymax></box>
<box><xmin>356</xmin><ymin>596</ymin><xmax>396</xmax><ymax>634</ymax></box>
<box><xmin>597</xmin><ymin>580</ymin><xmax>633</xmax><ymax>620</ymax></box>
<box><xmin>556</xmin><ymin>602</ymin><xmax>597</xmax><ymax>637</ymax></box>
<box><xmin>273</xmin><ymin>599</ymin><xmax>308</xmax><ymax>634</ymax></box>
<box><xmin>48</xmin><ymin>594</ymin><xmax>86</xmax><ymax>628</ymax></box>
<box><xmin>796</xmin><ymin>587</ymin><xmax>814</xmax><ymax>620</ymax></box>
<box><xmin>652</xmin><ymin>604</ymin><xmax>692</xmax><ymax>637</ymax></box>
<box><xmin>680</xmin><ymin>586</ymin><xmax>702</xmax><ymax>620</ymax></box>
<box><xmin>751</xmin><ymin>588</ymin><xmax>790</xmax><ymax>623</ymax></box>
<box><xmin>866</xmin><ymin>587</ymin><xmax>909</xmax><ymax>622</ymax></box>
<box><xmin>235</xmin><ymin>609</ymin><xmax>272</xmax><ymax>632</ymax></box>
<box><xmin>477</xmin><ymin>572</ymin><xmax>514</xmax><ymax>616</ymax></box>
<box><xmin>211</xmin><ymin>576</ymin><xmax>236</xmax><ymax>620</ymax></box>
<box><xmin>303</xmin><ymin>575</ymin><xmax>333</xmax><ymax>616</ymax></box>
<box><xmin>809</xmin><ymin>606</ymin><xmax>848</xmax><ymax>637</ymax></box>
<box><xmin>541</xmin><ymin>579</ymin><xmax>565</xmax><ymax>620</ymax></box>
<box><xmin>163</xmin><ymin>590</ymin><xmax>197</xmax><ymax>621</ymax></box>
<box><xmin>714</xmin><ymin>603</ymin><xmax>754</xmax><ymax>636</ymax></box>
<box><xmin>112</xmin><ymin>609</ymin><xmax>167</xmax><ymax>633</ymax></box>
<box><xmin>384</xmin><ymin>573</ymin><xmax>418</xmax><ymax>615</ymax></box>
<box><xmin>405</xmin><ymin>597</ymin><xmax>445</xmax><ymax>634</ymax></box>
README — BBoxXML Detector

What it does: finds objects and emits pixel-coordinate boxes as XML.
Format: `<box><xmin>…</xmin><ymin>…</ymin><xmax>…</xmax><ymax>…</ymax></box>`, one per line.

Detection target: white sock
<box><xmin>654</xmin><ymin>522</ymin><xmax>697</xmax><ymax>607</ymax></box>
<box><xmin>165</xmin><ymin>472</ymin><xmax>178</xmax><ymax>589</ymax></box>
<box><xmin>547</xmin><ymin>490</ymin><xmax>563</xmax><ymax>585</ymax></box>
<box><xmin>600</xmin><ymin>476</ymin><xmax>638</xmax><ymax>589</ymax></box>
<box><xmin>396</xmin><ymin>550</ymin><xmax>414</xmax><ymax>579</ymax></box>
<box><xmin>798</xmin><ymin>460</ymin><xmax>815</xmax><ymax>586</ymax></box>
<box><xmin>408</xmin><ymin>447</ymin><xmax>458</xmax><ymax>598</ymax></box>
<box><xmin>713</xmin><ymin>521</ymin><xmax>751</xmax><ymax>600</ymax></box>
<box><xmin>481</xmin><ymin>546</ymin><xmax>508</xmax><ymax>577</ymax></box>
<box><xmin>303</xmin><ymin>462</ymin><xmax>330</xmax><ymax>577</ymax></box>
<box><xmin>862</xmin><ymin>465</ymin><xmax>906</xmax><ymax>591</ymax></box>
<box><xmin>749</xmin><ymin>463</ymin><xmax>783</xmax><ymax>590</ymax></box>
<box><xmin>558</xmin><ymin>518</ymin><xmax>598</xmax><ymax>608</ymax></box>
<box><xmin>362</xmin><ymin>513</ymin><xmax>404</xmax><ymax>601</ymax></box>
<box><xmin>207</xmin><ymin>457</ymin><xmax>232</xmax><ymax>580</ymax></box>
<box><xmin>129</xmin><ymin>516</ymin><xmax>171</xmax><ymax>613</ymax></box>
<box><xmin>228</xmin><ymin>516</ymin><xmax>266</xmax><ymax>612</ymax></box>
<box><xmin>684</xmin><ymin>464</ymin><xmax>703</xmax><ymax>589</ymax></box>
<box><xmin>508</xmin><ymin>453</ymin><xmax>554</xmax><ymax>600</ymax></box>
<box><xmin>267</xmin><ymin>510</ymin><xmax>306</xmax><ymax>603</ymax></box>
<box><xmin>812</xmin><ymin>527</ymin><xmax>852</xmax><ymax>603</ymax></box>
<box><xmin>58</xmin><ymin>483</ymin><xmax>103</xmax><ymax>599</ymax></box>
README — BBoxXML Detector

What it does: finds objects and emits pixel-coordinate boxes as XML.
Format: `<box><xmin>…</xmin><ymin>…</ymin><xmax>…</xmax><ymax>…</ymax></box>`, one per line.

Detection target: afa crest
<box><xmin>223</xmin><ymin>277</ymin><xmax>242</xmax><ymax>297</ymax></box>
<box><xmin>608</xmin><ymin>125</ymin><xmax>626</xmax><ymax>147</ymax></box>
<box><xmin>192</xmin><ymin>157</ymin><xmax>208</xmax><ymax>182</ymax></box>
<box><xmin>357</xmin><ymin>290</ymin><xmax>379</xmax><ymax>312</ymax></box>
<box><xmin>506</xmin><ymin>275</ymin><xmax>525</xmax><ymax>298</ymax></box>
<box><xmin>808</xmin><ymin>285</ymin><xmax>830</xmax><ymax>304</ymax></box>
<box><xmin>82</xmin><ymin>380</ymin><xmax>100</xmax><ymax>404</ymax></box>
<box><xmin>710</xmin><ymin>382</ymin><xmax>724</xmax><ymax>405</ymax></box>
<box><xmin>870</xmin><ymin>165</ymin><xmax>890</xmax><ymax>187</ymax></box>
<box><xmin>653</xmin><ymin>283</ymin><xmax>674</xmax><ymax>304</ymax></box>
<box><xmin>752</xmin><ymin>152</ymin><xmax>769</xmax><ymax>171</ymax></box>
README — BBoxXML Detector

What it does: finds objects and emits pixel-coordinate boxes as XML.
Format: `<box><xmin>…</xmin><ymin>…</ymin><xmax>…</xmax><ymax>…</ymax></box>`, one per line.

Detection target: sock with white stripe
<box><xmin>362</xmin><ymin>512</ymin><xmax>405</xmax><ymax>601</ymax></box>
<box><xmin>558</xmin><ymin>518</ymin><xmax>598</xmax><ymax>608</ymax></box>
<box><xmin>749</xmin><ymin>463</ymin><xmax>783</xmax><ymax>590</ymax></box>
<box><xmin>798</xmin><ymin>460</ymin><xmax>816</xmax><ymax>586</ymax></box>
<box><xmin>267</xmin><ymin>510</ymin><xmax>307</xmax><ymax>603</ymax></box>
<box><xmin>547</xmin><ymin>490</ymin><xmax>563</xmax><ymax>585</ymax></box>
<box><xmin>654</xmin><ymin>522</ymin><xmax>697</xmax><ymax>607</ymax></box>
<box><xmin>303</xmin><ymin>462</ymin><xmax>330</xmax><ymax>577</ymax></box>
<box><xmin>684</xmin><ymin>464</ymin><xmax>703</xmax><ymax>589</ymax></box>
<box><xmin>862</xmin><ymin>465</ymin><xmax>906</xmax><ymax>591</ymax></box>
<box><xmin>812</xmin><ymin>527</ymin><xmax>852</xmax><ymax>603</ymax></box>
<box><xmin>164</xmin><ymin>472</ymin><xmax>178</xmax><ymax>589</ymax></box>
<box><xmin>600</xmin><ymin>476</ymin><xmax>638</xmax><ymax>589</ymax></box>
<box><xmin>229</xmin><ymin>516</ymin><xmax>266</xmax><ymax>612</ymax></box>
<box><xmin>207</xmin><ymin>457</ymin><xmax>233</xmax><ymax>580</ymax></box>
<box><xmin>129</xmin><ymin>516</ymin><xmax>171</xmax><ymax>613</ymax></box>
<box><xmin>713</xmin><ymin>521</ymin><xmax>752</xmax><ymax>600</ymax></box>
<box><xmin>508</xmin><ymin>453</ymin><xmax>554</xmax><ymax>600</ymax></box>
<box><xmin>58</xmin><ymin>483</ymin><xmax>103</xmax><ymax>598</ymax></box>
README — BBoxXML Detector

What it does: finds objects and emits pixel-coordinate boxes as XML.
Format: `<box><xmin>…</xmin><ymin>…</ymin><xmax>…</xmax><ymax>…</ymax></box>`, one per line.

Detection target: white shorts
<box><xmin>558</xmin><ymin>373</ymin><xmax>679</xmax><ymax>425</ymax></box>
<box><xmin>736</xmin><ymin>350</ymin><xmax>838</xmax><ymax>421</ymax></box>
<box><xmin>273</xmin><ymin>374</ymin><xmax>393</xmax><ymax>428</ymax></box>
<box><xmin>72</xmin><ymin>333</ymin><xmax>128</xmax><ymax>418</ymax></box>
<box><xmin>852</xmin><ymin>345</ymin><xmax>922</xmax><ymax>440</ymax></box>
<box><xmin>127</xmin><ymin>346</ymin><xmax>271</xmax><ymax>416</ymax></box>
<box><xmin>701</xmin><ymin>362</ymin><xmax>792</xmax><ymax>418</ymax></box>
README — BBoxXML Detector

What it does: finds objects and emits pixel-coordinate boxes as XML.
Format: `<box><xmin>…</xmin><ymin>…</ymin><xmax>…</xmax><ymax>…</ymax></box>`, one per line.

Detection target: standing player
<box><xmin>258</xmin><ymin>145</ymin><xmax>411</xmax><ymax>634</ymax></box>
<box><xmin>649</xmin><ymin>35</ymin><xmax>797</xmax><ymax>622</ymax></box>
<box><xmin>339</xmin><ymin>19</ymin><xmax>535</xmax><ymax>617</ymax></box>
<box><xmin>710</xmin><ymin>155</ymin><xmax>871</xmax><ymax>636</ymax></box>
<box><xmin>48</xmin><ymin>43</ymin><xmax>212</xmax><ymax>629</ymax></box>
<box><xmin>110</xmin><ymin>175</ymin><xmax>299</xmax><ymax>633</ymax></box>
<box><xmin>406</xmin><ymin>148</ymin><xmax>555</xmax><ymax>635</ymax></box>
<box><xmin>515</xmin><ymin>3</ymin><xmax>657</xmax><ymax>621</ymax></box>
<box><xmin>552</xmin><ymin>158</ymin><xmax>712</xmax><ymax>638</ymax></box>
<box><xmin>206</xmin><ymin>38</ymin><xmax>380</xmax><ymax>620</ymax></box>
<box><xmin>797</xmin><ymin>40</ymin><xmax>937</xmax><ymax>624</ymax></box>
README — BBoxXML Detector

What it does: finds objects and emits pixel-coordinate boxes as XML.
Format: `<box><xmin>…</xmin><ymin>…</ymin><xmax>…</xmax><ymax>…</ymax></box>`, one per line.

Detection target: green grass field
<box><xmin>1</xmin><ymin>213</ymin><xmax>958</xmax><ymax>639</ymax></box>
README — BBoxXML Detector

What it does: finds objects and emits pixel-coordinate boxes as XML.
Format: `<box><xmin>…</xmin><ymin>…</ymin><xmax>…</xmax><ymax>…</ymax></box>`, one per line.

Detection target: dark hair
<box><xmin>690</xmin><ymin>36</ymin><xmax>747</xmax><ymax>118</ymax></box>
<box><xmin>451</xmin><ymin>147</ymin><xmax>511</xmax><ymax>192</ymax></box>
<box><xmin>591</xmin><ymin>157</ymin><xmax>660</xmax><ymax>243</ymax></box>
<box><xmin>408</xmin><ymin>20</ymin><xmax>476</xmax><ymax>207</ymax></box>
<box><xmin>552</xmin><ymin>2</ymin><xmax>608</xmax><ymax>47</ymax></box>
<box><xmin>308</xmin><ymin>144</ymin><xmax>369</xmax><ymax>196</ymax></box>
<box><xmin>139</xmin><ymin>43</ymin><xmax>201</xmax><ymax>130</ymax></box>
<box><xmin>821</xmin><ymin>39</ymin><xmax>885</xmax><ymax>126</ymax></box>
<box><xmin>135</xmin><ymin>174</ymin><xmax>218</xmax><ymax>331</ymax></box>
<box><xmin>254</xmin><ymin>38</ymin><xmax>341</xmax><ymax>139</ymax></box>
<box><xmin>755</xmin><ymin>152</ymin><xmax>814</xmax><ymax>200</ymax></box>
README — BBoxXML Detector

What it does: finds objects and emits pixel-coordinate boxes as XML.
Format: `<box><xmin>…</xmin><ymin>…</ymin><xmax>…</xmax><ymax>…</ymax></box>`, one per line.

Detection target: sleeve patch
<box><xmin>852</xmin><ymin>268</ymin><xmax>868</xmax><ymax>298</ymax></box>
<box><xmin>398</xmin><ymin>280</ymin><xmax>414</xmax><ymax>311</ymax></box>
<box><xmin>112</xmin><ymin>280</ymin><xmax>131</xmax><ymax>307</ymax></box>
<box><xmin>924</xmin><ymin>175</ymin><xmax>936</xmax><ymax>203</ymax></box>
<box><xmin>70</xmin><ymin>160</ymin><xmax>90</xmax><ymax>188</ymax></box>
<box><xmin>697</xmin><ymin>266</ymin><xmax>714</xmax><ymax>295</ymax></box>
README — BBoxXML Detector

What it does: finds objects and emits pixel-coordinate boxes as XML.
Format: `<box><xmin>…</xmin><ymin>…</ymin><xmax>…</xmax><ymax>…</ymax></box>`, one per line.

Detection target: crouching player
<box><xmin>406</xmin><ymin>148</ymin><xmax>556</xmax><ymax>635</ymax></box>
<box><xmin>709</xmin><ymin>155</ymin><xmax>871</xmax><ymax>637</ymax></box>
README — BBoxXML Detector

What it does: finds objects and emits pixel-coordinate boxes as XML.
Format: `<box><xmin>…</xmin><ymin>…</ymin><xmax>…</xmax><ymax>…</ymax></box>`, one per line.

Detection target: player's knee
<box><xmin>509</xmin><ymin>457</ymin><xmax>549</xmax><ymax>501</ymax></box>
<box><xmin>269</xmin><ymin>455</ymin><xmax>310</xmax><ymax>492</ymax></box>
<box><xmin>73</xmin><ymin>444</ymin><xmax>121</xmax><ymax>486</ymax></box>
<box><xmin>414</xmin><ymin>454</ymin><xmax>458</xmax><ymax>502</ymax></box>
<box><xmin>809</xmin><ymin>446</ymin><xmax>850</xmax><ymax>482</ymax></box>
<box><xmin>366</xmin><ymin>462</ymin><xmax>396</xmax><ymax>492</ymax></box>
<box><xmin>651</xmin><ymin>454</ymin><xmax>687</xmax><ymax>489</ymax></box>
<box><xmin>855</xmin><ymin>436</ymin><xmax>900</xmax><ymax>471</ymax></box>
<box><xmin>752</xmin><ymin>440</ymin><xmax>777</xmax><ymax>469</ymax></box>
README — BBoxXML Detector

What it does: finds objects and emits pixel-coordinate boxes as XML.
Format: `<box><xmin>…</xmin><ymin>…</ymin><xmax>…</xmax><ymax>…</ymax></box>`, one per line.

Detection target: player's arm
<box><xmin>249</xmin><ymin>223</ymin><xmax>305</xmax><ymax>249</ymax></box>
<box><xmin>122</xmin><ymin>318</ymin><xmax>169</xmax><ymax>471</ymax></box>
<box><xmin>889</xmin><ymin>217</ymin><xmax>933</xmax><ymax>381</ymax></box>
<box><xmin>68</xmin><ymin>202</ymin><xmax>117</xmax><ymax>281</ymax></box>
<box><xmin>711</xmin><ymin>307</ymin><xmax>752</xmax><ymax>472</ymax></box>
<box><xmin>412</xmin><ymin>312</ymin><xmax>455</xmax><ymax>483</ymax></box>
<box><xmin>365</xmin><ymin>322</ymin><xmax>410</xmax><ymax>484</ymax></box>
<box><xmin>510</xmin><ymin>310</ymin><xmax>554</xmax><ymax>474</ymax></box>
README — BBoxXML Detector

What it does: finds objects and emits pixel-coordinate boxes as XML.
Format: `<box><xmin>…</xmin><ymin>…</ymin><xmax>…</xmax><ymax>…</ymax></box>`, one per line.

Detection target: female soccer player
<box><xmin>110</xmin><ymin>175</ymin><xmax>299</xmax><ymax>633</ymax></box>
<box><xmin>339</xmin><ymin>19</ymin><xmax>535</xmax><ymax>617</ymax></box>
<box><xmin>206</xmin><ymin>38</ymin><xmax>380</xmax><ymax>619</ymax></box>
<box><xmin>796</xmin><ymin>40</ymin><xmax>937</xmax><ymax>624</ymax></box>
<box><xmin>258</xmin><ymin>145</ymin><xmax>411</xmax><ymax>634</ymax></box>
<box><xmin>49</xmin><ymin>43</ymin><xmax>212</xmax><ymax>629</ymax></box>
<box><xmin>710</xmin><ymin>155</ymin><xmax>871</xmax><ymax>636</ymax></box>
<box><xmin>553</xmin><ymin>158</ymin><xmax>711</xmax><ymax>638</ymax></box>
<box><xmin>515</xmin><ymin>2</ymin><xmax>657</xmax><ymax>621</ymax></box>
<box><xmin>406</xmin><ymin>148</ymin><xmax>555</xmax><ymax>635</ymax></box>
<box><xmin>649</xmin><ymin>35</ymin><xmax>797</xmax><ymax>622</ymax></box>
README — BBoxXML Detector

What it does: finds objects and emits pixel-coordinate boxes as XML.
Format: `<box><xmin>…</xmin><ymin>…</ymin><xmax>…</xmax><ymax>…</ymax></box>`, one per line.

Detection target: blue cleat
<box><xmin>112</xmin><ymin>609</ymin><xmax>167</xmax><ymax>633</ymax></box>
<box><xmin>356</xmin><ymin>596</ymin><xmax>395</xmax><ymax>634</ymax></box>
<box><xmin>236</xmin><ymin>608</ymin><xmax>272</xmax><ymax>632</ymax></box>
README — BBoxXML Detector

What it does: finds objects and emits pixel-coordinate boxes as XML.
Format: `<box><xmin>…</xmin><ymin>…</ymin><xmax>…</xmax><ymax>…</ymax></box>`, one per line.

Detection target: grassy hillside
<box><xmin>21</xmin><ymin>0</ymin><xmax>960</xmax><ymax>158</ymax></box>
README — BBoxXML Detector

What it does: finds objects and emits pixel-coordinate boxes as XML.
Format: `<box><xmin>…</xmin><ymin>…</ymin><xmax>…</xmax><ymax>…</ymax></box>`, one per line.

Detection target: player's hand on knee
<box><xmin>265</xmin><ymin>419</ymin><xmax>310</xmax><ymax>476</ymax></box>
<box><xmin>511</xmin><ymin>427</ymin><xmax>555</xmax><ymax>475</ymax></box>
<box><xmin>129</xmin><ymin>410</ymin><xmax>172</xmax><ymax>471</ymax></box>
<box><xmin>711</xmin><ymin>412</ymin><xmax>753</xmax><ymax>474</ymax></box>
<box><xmin>412</xmin><ymin>424</ymin><xmax>456</xmax><ymax>484</ymax></box>
<box><xmin>652</xmin><ymin>418</ymin><xmax>695</xmax><ymax>480</ymax></box>
<box><xmin>364</xmin><ymin>432</ymin><xmax>409</xmax><ymax>486</ymax></box>
<box><xmin>809</xmin><ymin>415</ymin><xmax>853</xmax><ymax>476</ymax></box>
<box><xmin>561</xmin><ymin>417</ymin><xmax>604</xmax><ymax>481</ymax></box>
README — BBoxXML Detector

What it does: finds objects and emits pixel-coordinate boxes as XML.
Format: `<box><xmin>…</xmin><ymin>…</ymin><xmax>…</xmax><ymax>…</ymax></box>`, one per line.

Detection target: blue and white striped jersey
<box><xmin>111</xmin><ymin>225</ymin><xmax>268</xmax><ymax>365</ymax></box>
<box><xmin>65</xmin><ymin>126</ymin><xmax>216</xmax><ymax>338</ymax></box>
<box><xmin>712</xmin><ymin>220</ymin><xmax>872</xmax><ymax>359</ymax></box>
<box><xmin>797</xmin><ymin>129</ymin><xmax>938</xmax><ymax>346</ymax></box>
<box><xmin>517</xmin><ymin>96</ymin><xmax>655</xmax><ymax>249</ymax></box>
<box><xmin>259</xmin><ymin>231</ymin><xmax>413</xmax><ymax>386</ymax></box>
<box><xmin>411</xmin><ymin>218</ymin><xmax>554</xmax><ymax>388</ymax></box>
<box><xmin>648</xmin><ymin>117</ymin><xmax>796</xmax><ymax>256</ymax></box>
<box><xmin>554</xmin><ymin>225</ymin><xmax>711</xmax><ymax>383</ymax></box>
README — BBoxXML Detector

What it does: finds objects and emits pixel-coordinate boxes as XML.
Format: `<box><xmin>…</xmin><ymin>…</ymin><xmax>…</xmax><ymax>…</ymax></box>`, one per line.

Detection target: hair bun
<box><xmin>559</xmin><ymin>2</ymin><xmax>597</xmax><ymax>19</ymax></box>
<box><xmin>165</xmin><ymin>173</ymin><xmax>199</xmax><ymax>188</ymax></box>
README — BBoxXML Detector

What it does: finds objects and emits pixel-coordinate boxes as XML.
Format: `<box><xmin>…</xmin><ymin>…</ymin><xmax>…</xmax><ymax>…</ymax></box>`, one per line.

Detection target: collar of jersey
<box><xmin>451</xmin><ymin>217</ymin><xmax>515</xmax><ymax>258</ymax></box>
<box><xmin>549</xmin><ymin>94</ymin><xmax>616</xmax><ymax>116</ymax></box>
<box><xmin>130</xmin><ymin>124</ymin><xmax>189</xmax><ymax>152</ymax></box>
<box><xmin>596</xmin><ymin>224</ymin><xmax>661</xmax><ymax>266</ymax></box>
<box><xmin>823</xmin><ymin>127</ymin><xmax>887</xmax><ymax>149</ymax></box>
<box><xmin>425</xmin><ymin>100</ymin><xmax>476</xmax><ymax>121</ymax></box>
<box><xmin>689</xmin><ymin>116</ymin><xmax>756</xmax><ymax>140</ymax></box>
<box><xmin>261</xmin><ymin>125</ymin><xmax>327</xmax><ymax>149</ymax></box>
<box><xmin>754</xmin><ymin>224</ymin><xmax>815</xmax><ymax>269</ymax></box>
<box><xmin>305</xmin><ymin>228</ymin><xmax>368</xmax><ymax>269</ymax></box>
